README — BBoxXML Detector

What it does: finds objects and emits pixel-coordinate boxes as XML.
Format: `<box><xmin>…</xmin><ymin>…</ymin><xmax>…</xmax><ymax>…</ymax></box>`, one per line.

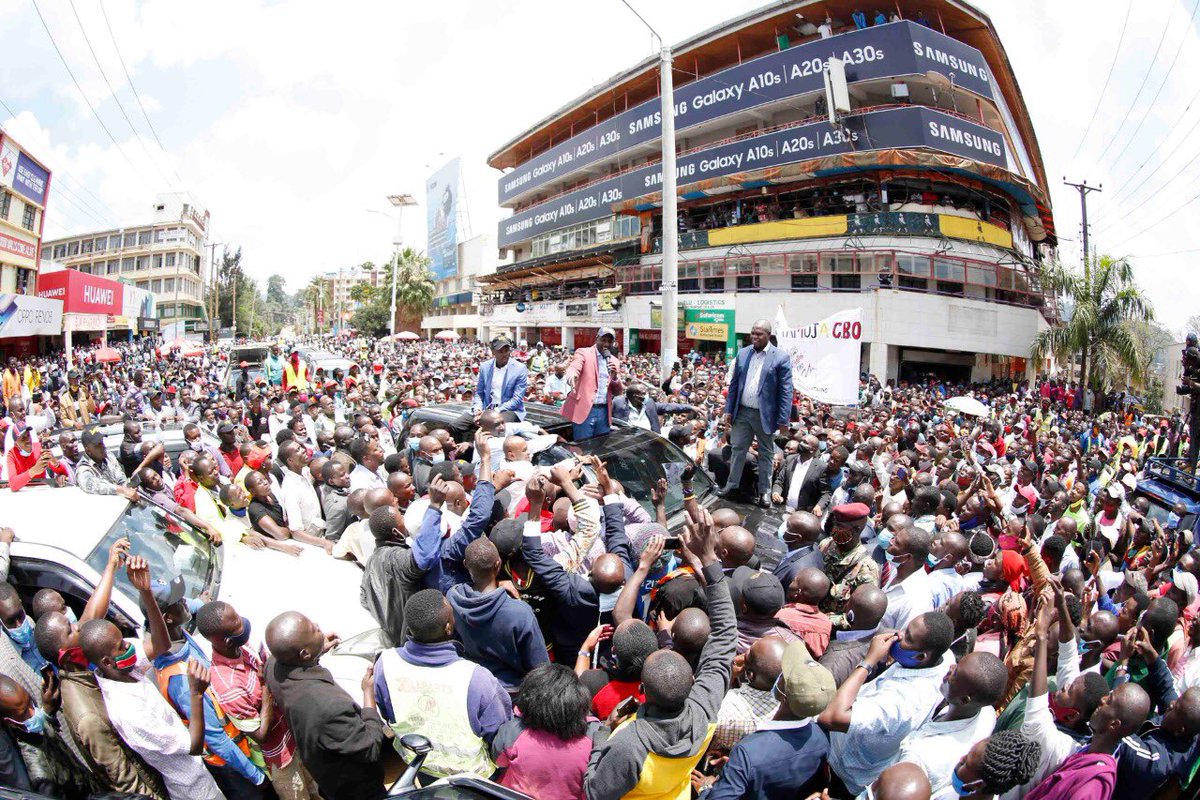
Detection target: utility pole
<box><xmin>1063</xmin><ymin>178</ymin><xmax>1101</xmax><ymax>280</ymax></box>
<box><xmin>386</xmin><ymin>195</ymin><xmax>417</xmax><ymax>337</ymax></box>
<box><xmin>619</xmin><ymin>0</ymin><xmax>677</xmax><ymax>382</ymax></box>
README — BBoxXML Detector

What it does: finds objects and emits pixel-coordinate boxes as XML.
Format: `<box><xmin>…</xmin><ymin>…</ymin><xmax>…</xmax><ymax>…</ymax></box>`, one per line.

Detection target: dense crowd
<box><xmin>0</xmin><ymin>327</ymin><xmax>1197</xmax><ymax>800</ymax></box>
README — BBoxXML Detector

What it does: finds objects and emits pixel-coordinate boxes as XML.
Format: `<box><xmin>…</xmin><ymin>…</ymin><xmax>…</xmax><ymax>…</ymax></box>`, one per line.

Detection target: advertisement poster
<box><xmin>0</xmin><ymin>141</ymin><xmax>18</xmax><ymax>189</ymax></box>
<box><xmin>775</xmin><ymin>307</ymin><xmax>863</xmax><ymax>406</ymax></box>
<box><xmin>0</xmin><ymin>293</ymin><xmax>62</xmax><ymax>338</ymax></box>
<box><xmin>13</xmin><ymin>152</ymin><xmax>49</xmax><ymax>205</ymax></box>
<box><xmin>426</xmin><ymin>157</ymin><xmax>460</xmax><ymax>281</ymax></box>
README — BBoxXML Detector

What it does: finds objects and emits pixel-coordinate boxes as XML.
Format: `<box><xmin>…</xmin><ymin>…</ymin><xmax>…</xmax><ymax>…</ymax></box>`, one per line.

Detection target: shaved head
<box><xmin>744</xmin><ymin>636</ymin><xmax>787</xmax><ymax>691</ymax></box>
<box><xmin>265</xmin><ymin>611</ymin><xmax>325</xmax><ymax>668</ymax></box>
<box><xmin>641</xmin><ymin>649</ymin><xmax>694</xmax><ymax>711</ymax></box>
<box><xmin>790</xmin><ymin>567</ymin><xmax>831</xmax><ymax>606</ymax></box>
<box><xmin>872</xmin><ymin>761</ymin><xmax>932</xmax><ymax>800</ymax></box>
<box><xmin>718</xmin><ymin>526</ymin><xmax>756</xmax><ymax>568</ymax></box>
<box><xmin>845</xmin><ymin>583</ymin><xmax>888</xmax><ymax>630</ymax></box>
<box><xmin>670</xmin><ymin>608</ymin><xmax>710</xmax><ymax>660</ymax></box>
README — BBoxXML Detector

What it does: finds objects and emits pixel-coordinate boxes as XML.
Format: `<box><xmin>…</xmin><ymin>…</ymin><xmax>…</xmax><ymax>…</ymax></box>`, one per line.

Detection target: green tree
<box><xmin>349</xmin><ymin>283</ymin><xmax>377</xmax><ymax>304</ymax></box>
<box><xmin>1031</xmin><ymin>254</ymin><xmax>1155</xmax><ymax>391</ymax></box>
<box><xmin>302</xmin><ymin>276</ymin><xmax>332</xmax><ymax>333</ymax></box>
<box><xmin>350</xmin><ymin>248</ymin><xmax>436</xmax><ymax>335</ymax></box>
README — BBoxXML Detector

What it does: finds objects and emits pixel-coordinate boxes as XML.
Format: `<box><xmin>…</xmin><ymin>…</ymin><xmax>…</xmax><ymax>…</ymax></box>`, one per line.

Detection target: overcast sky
<box><xmin>0</xmin><ymin>0</ymin><xmax>1195</xmax><ymax>332</ymax></box>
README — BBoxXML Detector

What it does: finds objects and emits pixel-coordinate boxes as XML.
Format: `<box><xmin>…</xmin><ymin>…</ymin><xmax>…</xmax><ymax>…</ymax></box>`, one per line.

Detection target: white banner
<box><xmin>0</xmin><ymin>293</ymin><xmax>62</xmax><ymax>338</ymax></box>
<box><xmin>775</xmin><ymin>307</ymin><xmax>864</xmax><ymax>406</ymax></box>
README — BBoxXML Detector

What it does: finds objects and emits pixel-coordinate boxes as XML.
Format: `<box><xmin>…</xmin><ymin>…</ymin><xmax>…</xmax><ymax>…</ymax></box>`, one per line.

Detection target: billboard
<box><xmin>498</xmin><ymin>105</ymin><xmax>1007</xmax><ymax>247</ymax></box>
<box><xmin>0</xmin><ymin>293</ymin><xmax>62</xmax><ymax>338</ymax></box>
<box><xmin>426</xmin><ymin>158</ymin><xmax>461</xmax><ymax>281</ymax></box>
<box><xmin>36</xmin><ymin>270</ymin><xmax>123</xmax><ymax>315</ymax></box>
<box><xmin>121</xmin><ymin>283</ymin><xmax>157</xmax><ymax>320</ymax></box>
<box><xmin>775</xmin><ymin>307</ymin><xmax>864</xmax><ymax>406</ymax></box>
<box><xmin>13</xmin><ymin>152</ymin><xmax>49</xmax><ymax>205</ymax></box>
<box><xmin>498</xmin><ymin>21</ymin><xmax>994</xmax><ymax>203</ymax></box>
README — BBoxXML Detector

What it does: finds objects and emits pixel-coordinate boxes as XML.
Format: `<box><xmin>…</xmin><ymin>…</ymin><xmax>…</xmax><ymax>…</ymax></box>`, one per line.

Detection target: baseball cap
<box><xmin>488</xmin><ymin>519</ymin><xmax>525</xmax><ymax>558</ymax></box>
<box><xmin>490</xmin><ymin>335</ymin><xmax>513</xmax><ymax>351</ymax></box>
<box><xmin>773</xmin><ymin>641</ymin><xmax>836</xmax><ymax>717</ymax></box>
<box><xmin>139</xmin><ymin>574</ymin><xmax>185</xmax><ymax>616</ymax></box>
<box><xmin>740</xmin><ymin>570</ymin><xmax>785</xmax><ymax>615</ymax></box>
<box><xmin>597</xmin><ymin>326</ymin><xmax>617</xmax><ymax>341</ymax></box>
<box><xmin>245</xmin><ymin>446</ymin><xmax>270</xmax><ymax>470</ymax></box>
<box><xmin>80</xmin><ymin>429</ymin><xmax>106</xmax><ymax>448</ymax></box>
<box><xmin>217</xmin><ymin>422</ymin><xmax>236</xmax><ymax>435</ymax></box>
<box><xmin>1123</xmin><ymin>570</ymin><xmax>1149</xmax><ymax>594</ymax></box>
<box><xmin>1172</xmin><ymin>571</ymin><xmax>1199</xmax><ymax>605</ymax></box>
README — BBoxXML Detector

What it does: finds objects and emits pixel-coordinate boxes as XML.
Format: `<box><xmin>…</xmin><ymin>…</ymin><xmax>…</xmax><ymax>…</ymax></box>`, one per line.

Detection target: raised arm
<box><xmin>126</xmin><ymin>556</ymin><xmax>172</xmax><ymax>661</ymax></box>
<box><xmin>82</xmin><ymin>538</ymin><xmax>130</xmax><ymax>623</ymax></box>
<box><xmin>681</xmin><ymin>509</ymin><xmax>737</xmax><ymax>718</ymax></box>
<box><xmin>613</xmin><ymin>535</ymin><xmax>664</xmax><ymax>626</ymax></box>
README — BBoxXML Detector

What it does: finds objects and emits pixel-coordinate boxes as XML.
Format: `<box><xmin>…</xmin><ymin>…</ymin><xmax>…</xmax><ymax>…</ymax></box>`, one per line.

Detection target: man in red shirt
<box><xmin>195</xmin><ymin>600</ymin><xmax>318</xmax><ymax>800</ymax></box>
<box><xmin>217</xmin><ymin>422</ymin><xmax>245</xmax><ymax>476</ymax></box>
<box><xmin>5</xmin><ymin>423</ymin><xmax>67</xmax><ymax>491</ymax></box>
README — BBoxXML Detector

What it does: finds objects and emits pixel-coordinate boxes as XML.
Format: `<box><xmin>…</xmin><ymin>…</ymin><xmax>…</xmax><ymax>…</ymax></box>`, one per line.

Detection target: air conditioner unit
<box><xmin>891</xmin><ymin>82</ymin><xmax>910</xmax><ymax>101</ymax></box>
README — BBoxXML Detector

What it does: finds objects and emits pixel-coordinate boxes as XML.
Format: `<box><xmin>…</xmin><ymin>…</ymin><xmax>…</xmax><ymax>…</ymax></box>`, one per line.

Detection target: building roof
<box><xmin>488</xmin><ymin>0</ymin><xmax>1051</xmax><ymax>202</ymax></box>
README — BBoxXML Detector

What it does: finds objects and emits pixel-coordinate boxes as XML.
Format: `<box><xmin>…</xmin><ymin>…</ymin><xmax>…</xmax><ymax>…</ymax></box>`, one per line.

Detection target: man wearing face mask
<box><xmin>183</xmin><ymin>423</ymin><xmax>231</xmax><ymax>478</ymax></box>
<box><xmin>819</xmin><ymin>611</ymin><xmax>956</xmax><ymax>795</ymax></box>
<box><xmin>198</xmin><ymin>601</ymin><xmax>318</xmax><ymax>800</ymax></box>
<box><xmin>0</xmin><ymin>583</ymin><xmax>48</xmax><ymax>674</ymax></box>
<box><xmin>879</xmin><ymin>525</ymin><xmax>935</xmax><ymax>632</ymax></box>
<box><xmin>771</xmin><ymin>434</ymin><xmax>829</xmax><ymax>513</ymax></box>
<box><xmin>944</xmin><ymin>731</ymin><xmax>1043</xmax><ymax>800</ymax></box>
<box><xmin>80</xmin><ymin>576</ymin><xmax>223</xmax><ymax>799</ymax></box>
<box><xmin>0</xmin><ymin>673</ymin><xmax>94</xmax><ymax>798</ymax></box>
<box><xmin>819</xmin><ymin>503</ymin><xmax>881</xmax><ymax>613</ymax></box>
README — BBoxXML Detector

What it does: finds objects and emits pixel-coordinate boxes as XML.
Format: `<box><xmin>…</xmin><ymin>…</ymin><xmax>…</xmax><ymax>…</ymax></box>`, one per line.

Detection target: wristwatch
<box><xmin>855</xmin><ymin>660</ymin><xmax>875</xmax><ymax>673</ymax></box>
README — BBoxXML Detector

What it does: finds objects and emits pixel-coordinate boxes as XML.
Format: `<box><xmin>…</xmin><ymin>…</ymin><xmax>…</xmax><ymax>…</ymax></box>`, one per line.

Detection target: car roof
<box><xmin>409</xmin><ymin>401</ymin><xmax>570</xmax><ymax>433</ymax></box>
<box><xmin>4</xmin><ymin>484</ymin><xmax>125</xmax><ymax>555</ymax></box>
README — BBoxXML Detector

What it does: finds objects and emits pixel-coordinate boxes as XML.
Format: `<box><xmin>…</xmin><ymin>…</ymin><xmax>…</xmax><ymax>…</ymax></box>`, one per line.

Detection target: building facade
<box><xmin>0</xmin><ymin>133</ymin><xmax>51</xmax><ymax>296</ymax></box>
<box><xmin>420</xmin><ymin>233</ymin><xmax>488</xmax><ymax>339</ymax></box>
<box><xmin>319</xmin><ymin>263</ymin><xmax>387</xmax><ymax>330</ymax></box>
<box><xmin>44</xmin><ymin>193</ymin><xmax>209</xmax><ymax>332</ymax></box>
<box><xmin>482</xmin><ymin>0</ymin><xmax>1057</xmax><ymax>383</ymax></box>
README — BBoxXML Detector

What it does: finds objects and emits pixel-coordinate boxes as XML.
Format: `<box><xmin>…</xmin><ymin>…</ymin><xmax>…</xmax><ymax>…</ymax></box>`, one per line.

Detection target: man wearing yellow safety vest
<box><xmin>134</xmin><ymin>561</ymin><xmax>269</xmax><ymax>797</ymax></box>
<box><xmin>283</xmin><ymin>349</ymin><xmax>309</xmax><ymax>393</ymax></box>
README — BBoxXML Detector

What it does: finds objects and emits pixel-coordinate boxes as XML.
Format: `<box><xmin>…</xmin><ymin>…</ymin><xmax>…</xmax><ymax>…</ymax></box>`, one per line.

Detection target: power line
<box><xmin>1084</xmin><ymin>0</ymin><xmax>1175</xmax><ymax>172</ymax></box>
<box><xmin>64</xmin><ymin>0</ymin><xmax>179</xmax><ymax>192</ymax></box>
<box><xmin>1092</xmin><ymin>116</ymin><xmax>1200</xmax><ymax>227</ymax></box>
<box><xmin>1098</xmin><ymin>0</ymin><xmax>1200</xmax><ymax>175</ymax></box>
<box><xmin>28</xmin><ymin>0</ymin><xmax>156</xmax><ymax>193</ymax></box>
<box><xmin>1108</xmin><ymin>185</ymin><xmax>1200</xmax><ymax>249</ymax></box>
<box><xmin>95</xmin><ymin>0</ymin><xmax>191</xmax><ymax>196</ymax></box>
<box><xmin>1067</xmin><ymin>0</ymin><xmax>1133</xmax><ymax>166</ymax></box>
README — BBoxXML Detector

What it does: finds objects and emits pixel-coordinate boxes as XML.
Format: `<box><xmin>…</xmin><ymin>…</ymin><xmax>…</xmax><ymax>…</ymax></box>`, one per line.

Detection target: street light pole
<box><xmin>619</xmin><ymin>0</ymin><xmax>677</xmax><ymax>383</ymax></box>
<box><xmin>386</xmin><ymin>194</ymin><xmax>418</xmax><ymax>337</ymax></box>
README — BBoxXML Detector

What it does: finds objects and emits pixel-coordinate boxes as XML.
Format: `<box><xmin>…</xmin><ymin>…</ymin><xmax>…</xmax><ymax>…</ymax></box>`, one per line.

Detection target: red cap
<box><xmin>245</xmin><ymin>447</ymin><xmax>270</xmax><ymax>469</ymax></box>
<box><xmin>373</xmin><ymin>362</ymin><xmax>383</xmax><ymax>373</ymax></box>
<box><xmin>401</xmin><ymin>398</ymin><xmax>419</xmax><ymax>408</ymax></box>
<box><xmin>239</xmin><ymin>361</ymin><xmax>249</xmax><ymax>368</ymax></box>
<box><xmin>831</xmin><ymin>503</ymin><xmax>871</xmax><ymax>522</ymax></box>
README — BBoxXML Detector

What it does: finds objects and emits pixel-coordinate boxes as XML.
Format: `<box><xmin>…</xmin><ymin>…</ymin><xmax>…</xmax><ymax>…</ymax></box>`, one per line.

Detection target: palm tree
<box><xmin>1030</xmin><ymin>254</ymin><xmax>1155</xmax><ymax>391</ymax></box>
<box><xmin>387</xmin><ymin>247</ymin><xmax>437</xmax><ymax>332</ymax></box>
<box><xmin>302</xmin><ymin>276</ymin><xmax>331</xmax><ymax>333</ymax></box>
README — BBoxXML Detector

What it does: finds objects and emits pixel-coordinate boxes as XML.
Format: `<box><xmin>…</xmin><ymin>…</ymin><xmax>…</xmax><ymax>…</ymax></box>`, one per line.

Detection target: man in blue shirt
<box><xmin>138</xmin><ymin>569</ymin><xmax>267</xmax><ymax>799</ymax></box>
<box><xmin>706</xmin><ymin>641</ymin><xmax>834</xmax><ymax>799</ymax></box>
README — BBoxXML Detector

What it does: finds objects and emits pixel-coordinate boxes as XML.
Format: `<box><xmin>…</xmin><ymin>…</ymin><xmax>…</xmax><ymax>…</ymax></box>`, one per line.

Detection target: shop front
<box><xmin>36</xmin><ymin>268</ymin><xmax>125</xmax><ymax>366</ymax></box>
<box><xmin>0</xmin><ymin>292</ymin><xmax>63</xmax><ymax>360</ymax></box>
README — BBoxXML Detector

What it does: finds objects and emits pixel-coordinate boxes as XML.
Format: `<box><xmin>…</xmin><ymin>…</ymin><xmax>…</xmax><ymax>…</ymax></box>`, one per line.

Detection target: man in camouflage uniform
<box><xmin>819</xmin><ymin>503</ymin><xmax>880</xmax><ymax>613</ymax></box>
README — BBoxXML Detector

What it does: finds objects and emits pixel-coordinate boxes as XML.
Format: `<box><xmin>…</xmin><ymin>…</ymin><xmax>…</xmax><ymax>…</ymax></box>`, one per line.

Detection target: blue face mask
<box><xmin>406</xmin><ymin>437</ymin><xmax>420</xmax><ymax>452</ymax></box>
<box><xmin>889</xmin><ymin>640</ymin><xmax>924</xmax><ymax>668</ymax></box>
<box><xmin>876</xmin><ymin>529</ymin><xmax>895</xmax><ymax>552</ymax></box>
<box><xmin>430</xmin><ymin>453</ymin><xmax>445</xmax><ymax>464</ymax></box>
<box><xmin>926</xmin><ymin>554</ymin><xmax>942</xmax><ymax>569</ymax></box>
<box><xmin>950</xmin><ymin>765</ymin><xmax>983</xmax><ymax>797</ymax></box>
<box><xmin>6</xmin><ymin>707</ymin><xmax>46</xmax><ymax>735</ymax></box>
<box><xmin>227</xmin><ymin>617</ymin><xmax>252</xmax><ymax>649</ymax></box>
<box><xmin>1077</xmin><ymin>638</ymin><xmax>1101</xmax><ymax>656</ymax></box>
<box><xmin>4</xmin><ymin>618</ymin><xmax>33</xmax><ymax>649</ymax></box>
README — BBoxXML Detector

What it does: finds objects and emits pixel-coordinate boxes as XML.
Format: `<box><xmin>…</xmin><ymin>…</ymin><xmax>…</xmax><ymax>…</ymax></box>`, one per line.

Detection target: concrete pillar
<box><xmin>868</xmin><ymin>341</ymin><xmax>891</xmax><ymax>383</ymax></box>
<box><xmin>562</xmin><ymin>325</ymin><xmax>575</xmax><ymax>352</ymax></box>
<box><xmin>514</xmin><ymin>325</ymin><xmax>523</xmax><ymax>345</ymax></box>
<box><xmin>478</xmin><ymin>324</ymin><xmax>490</xmax><ymax>343</ymax></box>
<box><xmin>622</xmin><ymin>326</ymin><xmax>632</xmax><ymax>355</ymax></box>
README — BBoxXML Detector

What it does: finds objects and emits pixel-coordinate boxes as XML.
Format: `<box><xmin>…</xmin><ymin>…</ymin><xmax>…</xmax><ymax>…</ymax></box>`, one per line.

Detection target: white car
<box><xmin>2</xmin><ymin>483</ymin><xmax>383</xmax><ymax>695</ymax></box>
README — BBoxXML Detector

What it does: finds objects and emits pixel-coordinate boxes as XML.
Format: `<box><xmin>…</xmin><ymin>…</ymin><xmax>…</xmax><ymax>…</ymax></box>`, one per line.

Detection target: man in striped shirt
<box><xmin>196</xmin><ymin>600</ymin><xmax>318</xmax><ymax>800</ymax></box>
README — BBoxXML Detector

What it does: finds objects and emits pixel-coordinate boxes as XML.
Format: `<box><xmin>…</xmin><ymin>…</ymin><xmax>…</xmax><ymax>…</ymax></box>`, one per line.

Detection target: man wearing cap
<box><xmin>4</xmin><ymin>421</ymin><xmax>67</xmax><ymax>491</ymax></box>
<box><xmin>719</xmin><ymin>319</ymin><xmax>793</xmax><ymax>507</ymax></box>
<box><xmin>561</xmin><ymin>327</ymin><xmax>623</xmax><ymax>440</ymax></box>
<box><xmin>76</xmin><ymin>429</ymin><xmax>143</xmax><ymax>501</ymax></box>
<box><xmin>217</xmin><ymin>422</ymin><xmax>245</xmax><ymax>476</ymax></box>
<box><xmin>704</xmin><ymin>641</ymin><xmax>833</xmax><ymax>800</ymax></box>
<box><xmin>819</xmin><ymin>503</ymin><xmax>881</xmax><ymax>612</ymax></box>
<box><xmin>282</xmin><ymin>349</ymin><xmax>309</xmax><ymax>393</ymax></box>
<box><xmin>457</xmin><ymin>336</ymin><xmax>529</xmax><ymax>436</ymax></box>
<box><xmin>58</xmin><ymin>370</ymin><xmax>95</xmax><ymax>429</ymax></box>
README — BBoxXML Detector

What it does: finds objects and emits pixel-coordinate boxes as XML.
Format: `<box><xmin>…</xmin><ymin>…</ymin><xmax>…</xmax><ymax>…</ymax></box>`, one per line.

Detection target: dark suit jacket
<box><xmin>773</xmin><ymin>543</ymin><xmax>825</xmax><ymax>590</ymax></box>
<box><xmin>724</xmin><ymin>344</ymin><xmax>793</xmax><ymax>431</ymax></box>
<box><xmin>772</xmin><ymin>454</ymin><xmax>832</xmax><ymax>512</ymax></box>
<box><xmin>611</xmin><ymin>396</ymin><xmax>696</xmax><ymax>434</ymax></box>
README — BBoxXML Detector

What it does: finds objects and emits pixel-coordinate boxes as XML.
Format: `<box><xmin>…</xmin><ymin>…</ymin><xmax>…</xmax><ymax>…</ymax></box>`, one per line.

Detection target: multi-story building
<box><xmin>0</xmin><ymin>132</ymin><xmax>51</xmax><ymax>295</ymax></box>
<box><xmin>482</xmin><ymin>0</ymin><xmax>1057</xmax><ymax>383</ymax></box>
<box><xmin>420</xmin><ymin>233</ymin><xmax>489</xmax><ymax>339</ymax></box>
<box><xmin>44</xmin><ymin>192</ymin><xmax>210</xmax><ymax>331</ymax></box>
<box><xmin>320</xmin><ymin>263</ymin><xmax>388</xmax><ymax>330</ymax></box>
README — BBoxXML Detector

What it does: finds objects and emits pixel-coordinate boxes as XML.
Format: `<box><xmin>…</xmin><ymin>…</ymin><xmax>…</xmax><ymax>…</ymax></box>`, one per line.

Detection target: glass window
<box><xmin>110</xmin><ymin>235</ymin><xmax>122</xmax><ymax>249</ymax></box>
<box><xmin>934</xmin><ymin>258</ymin><xmax>964</xmax><ymax>281</ymax></box>
<box><xmin>897</xmin><ymin>254</ymin><xmax>929</xmax><ymax>277</ymax></box>
<box><xmin>760</xmin><ymin>254</ymin><xmax>786</xmax><ymax>274</ymax></box>
<box><xmin>153</xmin><ymin>255</ymin><xmax>163</xmax><ymax>269</ymax></box>
<box><xmin>138</xmin><ymin>231</ymin><xmax>152</xmax><ymax>246</ymax></box>
<box><xmin>81</xmin><ymin>239</ymin><xmax>93</xmax><ymax>254</ymax></box>
<box><xmin>164</xmin><ymin>278</ymin><xmax>175</xmax><ymax>292</ymax></box>
<box><xmin>826</xmin><ymin>254</ymin><xmax>859</xmax><ymax>273</ymax></box>
<box><xmin>68</xmin><ymin>241</ymin><xmax>80</xmax><ymax>256</ymax></box>
<box><xmin>967</xmin><ymin>264</ymin><xmax>996</xmax><ymax>287</ymax></box>
<box><xmin>136</xmin><ymin>256</ymin><xmax>150</xmax><ymax>270</ymax></box>
<box><xmin>20</xmin><ymin>203</ymin><xmax>35</xmax><ymax>231</ymax></box>
<box><xmin>0</xmin><ymin>192</ymin><xmax>10</xmax><ymax>219</ymax></box>
<box><xmin>94</xmin><ymin>237</ymin><xmax>107</xmax><ymax>252</ymax></box>
<box><xmin>121</xmin><ymin>257</ymin><xmax>135</xmax><ymax>272</ymax></box>
<box><xmin>123</xmin><ymin>233</ymin><xmax>137</xmax><ymax>248</ymax></box>
<box><xmin>787</xmin><ymin>253</ymin><xmax>817</xmax><ymax>274</ymax></box>
<box><xmin>832</xmin><ymin>274</ymin><xmax>861</xmax><ymax>291</ymax></box>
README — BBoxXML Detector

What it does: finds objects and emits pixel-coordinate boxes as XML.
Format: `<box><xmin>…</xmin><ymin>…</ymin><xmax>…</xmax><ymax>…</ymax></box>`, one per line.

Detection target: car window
<box><xmin>571</xmin><ymin>428</ymin><xmax>714</xmax><ymax>518</ymax></box>
<box><xmin>85</xmin><ymin>502</ymin><xmax>219</xmax><ymax>604</ymax></box>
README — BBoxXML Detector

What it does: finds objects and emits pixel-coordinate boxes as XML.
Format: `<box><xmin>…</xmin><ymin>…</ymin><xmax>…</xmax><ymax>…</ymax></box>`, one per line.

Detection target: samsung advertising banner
<box><xmin>774</xmin><ymin>307</ymin><xmax>864</xmax><ymax>407</ymax></box>
<box><xmin>498</xmin><ymin>20</ymin><xmax>994</xmax><ymax>204</ymax></box>
<box><xmin>499</xmin><ymin>105</ymin><xmax>1006</xmax><ymax>247</ymax></box>
<box><xmin>426</xmin><ymin>158</ymin><xmax>461</xmax><ymax>282</ymax></box>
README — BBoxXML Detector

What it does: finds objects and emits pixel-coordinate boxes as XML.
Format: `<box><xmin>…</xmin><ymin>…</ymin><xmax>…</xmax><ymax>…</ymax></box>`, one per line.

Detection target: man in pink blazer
<box><xmin>561</xmin><ymin>327</ymin><xmax>624</xmax><ymax>440</ymax></box>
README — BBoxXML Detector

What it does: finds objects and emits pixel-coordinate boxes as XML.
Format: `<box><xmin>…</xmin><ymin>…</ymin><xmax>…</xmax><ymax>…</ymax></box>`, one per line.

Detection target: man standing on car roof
<box><xmin>264</xmin><ymin>345</ymin><xmax>285</xmax><ymax>387</ymax></box>
<box><xmin>561</xmin><ymin>327</ymin><xmax>624</xmax><ymax>441</ymax></box>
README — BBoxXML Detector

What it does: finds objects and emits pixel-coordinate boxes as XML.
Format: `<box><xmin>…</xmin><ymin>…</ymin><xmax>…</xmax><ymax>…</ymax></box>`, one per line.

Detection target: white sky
<box><xmin>0</xmin><ymin>0</ymin><xmax>1195</xmax><ymax>332</ymax></box>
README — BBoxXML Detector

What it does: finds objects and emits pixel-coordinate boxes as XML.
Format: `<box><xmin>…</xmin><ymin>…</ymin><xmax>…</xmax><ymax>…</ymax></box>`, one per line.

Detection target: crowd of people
<box><xmin>0</xmin><ymin>322</ymin><xmax>1197</xmax><ymax>800</ymax></box>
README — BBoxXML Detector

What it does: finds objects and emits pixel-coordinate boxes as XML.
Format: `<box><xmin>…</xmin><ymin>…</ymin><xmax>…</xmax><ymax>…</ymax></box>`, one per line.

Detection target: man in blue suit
<box><xmin>718</xmin><ymin>319</ymin><xmax>794</xmax><ymax>506</ymax></box>
<box><xmin>449</xmin><ymin>336</ymin><xmax>528</xmax><ymax>437</ymax></box>
<box><xmin>611</xmin><ymin>383</ymin><xmax>698</xmax><ymax>435</ymax></box>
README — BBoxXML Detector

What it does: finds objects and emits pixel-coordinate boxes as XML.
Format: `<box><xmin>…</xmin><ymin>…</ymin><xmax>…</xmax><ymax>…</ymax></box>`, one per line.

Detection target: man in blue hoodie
<box><xmin>447</xmin><ymin>537</ymin><xmax>549</xmax><ymax>688</ymax></box>
<box><xmin>373</xmin><ymin>589</ymin><xmax>512</xmax><ymax>780</ymax></box>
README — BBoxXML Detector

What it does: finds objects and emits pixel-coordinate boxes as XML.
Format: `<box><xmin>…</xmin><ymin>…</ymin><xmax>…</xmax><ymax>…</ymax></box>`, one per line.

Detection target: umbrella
<box><xmin>392</xmin><ymin>331</ymin><xmax>420</xmax><ymax>341</ymax></box>
<box><xmin>93</xmin><ymin>347</ymin><xmax>121</xmax><ymax>364</ymax></box>
<box><xmin>434</xmin><ymin>330</ymin><xmax>460</xmax><ymax>341</ymax></box>
<box><xmin>945</xmin><ymin>395</ymin><xmax>990</xmax><ymax>418</ymax></box>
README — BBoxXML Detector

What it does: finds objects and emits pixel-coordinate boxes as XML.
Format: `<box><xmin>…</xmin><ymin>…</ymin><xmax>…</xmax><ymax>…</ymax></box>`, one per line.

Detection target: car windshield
<box><xmin>85</xmin><ymin>501</ymin><xmax>219</xmax><ymax>603</ymax></box>
<box><xmin>570</xmin><ymin>427</ymin><xmax>714</xmax><ymax>518</ymax></box>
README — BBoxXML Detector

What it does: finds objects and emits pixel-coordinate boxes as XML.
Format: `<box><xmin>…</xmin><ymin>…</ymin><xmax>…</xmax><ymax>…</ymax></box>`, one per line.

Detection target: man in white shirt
<box><xmin>278</xmin><ymin>440</ymin><xmax>325</xmax><ymax>537</ymax></box>
<box><xmin>819</xmin><ymin>611</ymin><xmax>957</xmax><ymax>795</ymax></box>
<box><xmin>895</xmin><ymin>651</ymin><xmax>1007</xmax><ymax>797</ymax></box>
<box><xmin>348</xmin><ymin>435</ymin><xmax>387</xmax><ymax>493</ymax></box>
<box><xmin>879</xmin><ymin>526</ymin><xmax>935</xmax><ymax>632</ymax></box>
<box><xmin>80</xmin><ymin>616</ymin><xmax>222</xmax><ymax>800</ymax></box>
